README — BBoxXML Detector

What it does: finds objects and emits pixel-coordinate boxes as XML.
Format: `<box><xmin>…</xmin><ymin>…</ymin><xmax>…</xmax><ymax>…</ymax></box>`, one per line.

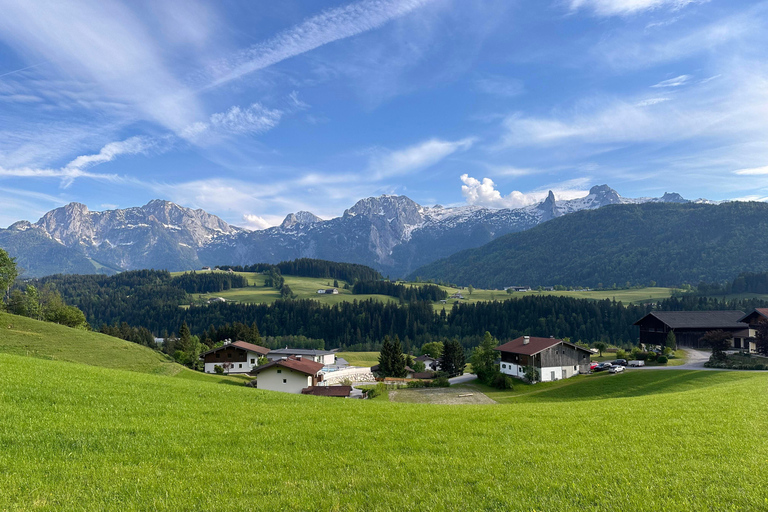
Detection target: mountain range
<box><xmin>0</xmin><ymin>185</ymin><xmax>692</xmax><ymax>278</ymax></box>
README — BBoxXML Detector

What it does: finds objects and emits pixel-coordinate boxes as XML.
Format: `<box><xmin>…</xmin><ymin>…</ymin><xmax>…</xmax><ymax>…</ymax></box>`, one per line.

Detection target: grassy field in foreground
<box><xmin>1</xmin><ymin>354</ymin><xmax>767</xmax><ymax>511</ymax></box>
<box><xmin>0</xmin><ymin>312</ymin><xmax>245</xmax><ymax>385</ymax></box>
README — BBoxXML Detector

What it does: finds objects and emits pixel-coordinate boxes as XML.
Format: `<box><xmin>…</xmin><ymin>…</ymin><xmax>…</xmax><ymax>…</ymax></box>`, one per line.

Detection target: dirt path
<box><xmin>389</xmin><ymin>386</ymin><xmax>496</xmax><ymax>405</ymax></box>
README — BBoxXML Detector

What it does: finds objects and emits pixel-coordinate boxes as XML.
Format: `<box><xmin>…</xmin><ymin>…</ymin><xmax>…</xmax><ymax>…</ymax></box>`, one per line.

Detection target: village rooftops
<box><xmin>634</xmin><ymin>311</ymin><xmax>746</xmax><ymax>329</ymax></box>
<box><xmin>268</xmin><ymin>348</ymin><xmax>335</xmax><ymax>357</ymax></box>
<box><xmin>250</xmin><ymin>356</ymin><xmax>325</xmax><ymax>376</ymax></box>
<box><xmin>301</xmin><ymin>386</ymin><xmax>352</xmax><ymax>397</ymax></box>
<box><xmin>200</xmin><ymin>340</ymin><xmax>269</xmax><ymax>357</ymax></box>
<box><xmin>495</xmin><ymin>336</ymin><xmax>590</xmax><ymax>356</ymax></box>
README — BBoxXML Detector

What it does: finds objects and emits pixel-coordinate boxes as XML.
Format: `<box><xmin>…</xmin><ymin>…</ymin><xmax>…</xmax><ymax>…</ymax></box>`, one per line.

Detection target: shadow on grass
<box><xmin>510</xmin><ymin>370</ymin><xmax>752</xmax><ymax>403</ymax></box>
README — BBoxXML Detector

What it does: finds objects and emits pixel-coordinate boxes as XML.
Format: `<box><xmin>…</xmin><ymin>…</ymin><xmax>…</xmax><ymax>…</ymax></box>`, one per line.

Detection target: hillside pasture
<box><xmin>0</xmin><ymin>312</ymin><xmax>244</xmax><ymax>384</ymax></box>
<box><xmin>1</xmin><ymin>354</ymin><xmax>767</xmax><ymax>510</ymax></box>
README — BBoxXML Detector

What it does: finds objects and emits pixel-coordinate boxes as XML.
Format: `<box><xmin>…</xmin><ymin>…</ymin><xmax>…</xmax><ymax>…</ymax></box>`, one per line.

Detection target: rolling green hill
<box><xmin>410</xmin><ymin>201</ymin><xmax>768</xmax><ymax>289</ymax></box>
<box><xmin>0</xmin><ymin>311</ymin><xmax>245</xmax><ymax>383</ymax></box>
<box><xmin>1</xmin><ymin>352</ymin><xmax>767</xmax><ymax>510</ymax></box>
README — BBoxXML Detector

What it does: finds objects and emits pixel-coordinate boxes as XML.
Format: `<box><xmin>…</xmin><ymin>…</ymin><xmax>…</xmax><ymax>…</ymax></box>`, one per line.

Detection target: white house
<box><xmin>251</xmin><ymin>356</ymin><xmax>325</xmax><ymax>394</ymax></box>
<box><xmin>200</xmin><ymin>340</ymin><xmax>270</xmax><ymax>374</ymax></box>
<box><xmin>267</xmin><ymin>348</ymin><xmax>336</xmax><ymax>366</ymax></box>
<box><xmin>495</xmin><ymin>336</ymin><xmax>592</xmax><ymax>383</ymax></box>
<box><xmin>316</xmin><ymin>288</ymin><xmax>339</xmax><ymax>295</ymax></box>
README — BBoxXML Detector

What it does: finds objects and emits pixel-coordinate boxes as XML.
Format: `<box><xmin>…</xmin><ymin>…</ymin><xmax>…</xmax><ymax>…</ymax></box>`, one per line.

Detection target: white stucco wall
<box><xmin>501</xmin><ymin>363</ymin><xmax>580</xmax><ymax>382</ymax></box>
<box><xmin>256</xmin><ymin>367</ymin><xmax>313</xmax><ymax>394</ymax></box>
<box><xmin>499</xmin><ymin>362</ymin><xmax>525</xmax><ymax>378</ymax></box>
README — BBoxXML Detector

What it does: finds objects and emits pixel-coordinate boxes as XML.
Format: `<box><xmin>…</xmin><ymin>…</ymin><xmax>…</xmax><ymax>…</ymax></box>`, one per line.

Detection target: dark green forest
<box><xmin>352</xmin><ymin>281</ymin><xmax>447</xmax><ymax>302</ymax></box>
<box><xmin>218</xmin><ymin>258</ymin><xmax>382</xmax><ymax>283</ymax></box>
<box><xmin>410</xmin><ymin>201</ymin><xmax>768</xmax><ymax>288</ymax></box>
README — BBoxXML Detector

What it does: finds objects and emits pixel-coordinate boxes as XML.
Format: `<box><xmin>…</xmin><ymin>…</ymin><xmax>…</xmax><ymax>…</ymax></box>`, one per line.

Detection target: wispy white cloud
<box><xmin>208</xmin><ymin>0</ymin><xmax>437</xmax><ymax>87</ymax></box>
<box><xmin>369</xmin><ymin>137</ymin><xmax>476</xmax><ymax>178</ymax></box>
<box><xmin>636</xmin><ymin>97</ymin><xmax>671</xmax><ymax>106</ymax></box>
<box><xmin>64</xmin><ymin>136</ymin><xmax>160</xmax><ymax>172</ymax></box>
<box><xmin>733</xmin><ymin>165</ymin><xmax>768</xmax><ymax>176</ymax></box>
<box><xmin>460</xmin><ymin>174</ymin><xmax>588</xmax><ymax>208</ymax></box>
<box><xmin>651</xmin><ymin>74</ymin><xmax>691</xmax><ymax>87</ymax></box>
<box><xmin>568</xmin><ymin>0</ymin><xmax>705</xmax><ymax>17</ymax></box>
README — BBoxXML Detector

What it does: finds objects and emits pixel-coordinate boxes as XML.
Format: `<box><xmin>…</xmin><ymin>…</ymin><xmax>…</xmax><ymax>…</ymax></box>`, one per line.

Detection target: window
<box><xmin>501</xmin><ymin>364</ymin><xmax>506</xmax><ymax>369</ymax></box>
<box><xmin>238</xmin><ymin>364</ymin><xmax>242</xmax><ymax>368</ymax></box>
<box><xmin>277</xmin><ymin>369</ymin><xmax>282</xmax><ymax>373</ymax></box>
<box><xmin>251</xmin><ymin>358</ymin><xmax>255</xmax><ymax>364</ymax></box>
<box><xmin>283</xmin><ymin>379</ymin><xmax>287</xmax><ymax>384</ymax></box>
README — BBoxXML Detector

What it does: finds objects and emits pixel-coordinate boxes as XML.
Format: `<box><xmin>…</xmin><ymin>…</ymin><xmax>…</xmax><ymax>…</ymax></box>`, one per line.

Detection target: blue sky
<box><xmin>1</xmin><ymin>0</ymin><xmax>767</xmax><ymax>228</ymax></box>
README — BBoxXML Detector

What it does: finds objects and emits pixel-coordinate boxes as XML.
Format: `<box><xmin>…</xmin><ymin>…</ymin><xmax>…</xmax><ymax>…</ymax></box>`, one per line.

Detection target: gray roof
<box><xmin>268</xmin><ymin>348</ymin><xmax>335</xmax><ymax>356</ymax></box>
<box><xmin>635</xmin><ymin>311</ymin><xmax>746</xmax><ymax>329</ymax></box>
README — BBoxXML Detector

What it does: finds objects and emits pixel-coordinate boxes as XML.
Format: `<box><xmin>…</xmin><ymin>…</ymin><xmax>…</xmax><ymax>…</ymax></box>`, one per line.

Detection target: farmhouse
<box><xmin>317</xmin><ymin>288</ymin><xmax>339</xmax><ymax>295</ymax></box>
<box><xmin>495</xmin><ymin>335</ymin><xmax>592</xmax><ymax>382</ymax></box>
<box><xmin>736</xmin><ymin>309</ymin><xmax>768</xmax><ymax>353</ymax></box>
<box><xmin>633</xmin><ymin>311</ymin><xmax>749</xmax><ymax>349</ymax></box>
<box><xmin>414</xmin><ymin>354</ymin><xmax>439</xmax><ymax>371</ymax></box>
<box><xmin>200</xmin><ymin>340</ymin><xmax>269</xmax><ymax>374</ymax></box>
<box><xmin>267</xmin><ymin>348</ymin><xmax>336</xmax><ymax>365</ymax></box>
<box><xmin>449</xmin><ymin>293</ymin><xmax>464</xmax><ymax>299</ymax></box>
<box><xmin>251</xmin><ymin>356</ymin><xmax>324</xmax><ymax>394</ymax></box>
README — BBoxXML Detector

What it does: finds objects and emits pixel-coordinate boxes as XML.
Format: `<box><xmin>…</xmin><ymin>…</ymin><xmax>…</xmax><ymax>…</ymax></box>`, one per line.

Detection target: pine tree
<box><xmin>390</xmin><ymin>335</ymin><xmax>407</xmax><ymax>378</ymax></box>
<box><xmin>179</xmin><ymin>322</ymin><xmax>192</xmax><ymax>353</ymax></box>
<box><xmin>377</xmin><ymin>336</ymin><xmax>394</xmax><ymax>377</ymax></box>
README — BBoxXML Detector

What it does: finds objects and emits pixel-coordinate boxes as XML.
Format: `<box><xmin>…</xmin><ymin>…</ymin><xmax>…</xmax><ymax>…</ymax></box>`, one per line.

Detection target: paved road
<box><xmin>629</xmin><ymin>348</ymin><xmax>768</xmax><ymax>372</ymax></box>
<box><xmin>449</xmin><ymin>373</ymin><xmax>477</xmax><ymax>385</ymax></box>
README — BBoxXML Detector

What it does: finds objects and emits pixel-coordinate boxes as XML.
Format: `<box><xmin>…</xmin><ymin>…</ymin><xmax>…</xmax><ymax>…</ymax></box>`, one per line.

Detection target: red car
<box><xmin>589</xmin><ymin>362</ymin><xmax>600</xmax><ymax>370</ymax></box>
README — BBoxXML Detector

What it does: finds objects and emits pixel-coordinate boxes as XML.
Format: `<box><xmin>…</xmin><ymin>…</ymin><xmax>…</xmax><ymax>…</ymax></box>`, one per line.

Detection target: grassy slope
<box><xmin>1</xmin><ymin>354</ymin><xmax>767</xmax><ymax>511</ymax></box>
<box><xmin>336</xmin><ymin>351</ymin><xmax>380</xmax><ymax>366</ymax></box>
<box><xmin>0</xmin><ymin>312</ymin><xmax>245</xmax><ymax>384</ymax></box>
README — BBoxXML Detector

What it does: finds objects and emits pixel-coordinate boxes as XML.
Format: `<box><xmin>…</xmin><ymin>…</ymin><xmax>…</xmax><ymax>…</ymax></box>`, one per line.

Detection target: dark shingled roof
<box><xmin>200</xmin><ymin>340</ymin><xmax>269</xmax><ymax>357</ymax></box>
<box><xmin>301</xmin><ymin>386</ymin><xmax>352</xmax><ymax>397</ymax></box>
<box><xmin>495</xmin><ymin>336</ymin><xmax>564</xmax><ymax>356</ymax></box>
<box><xmin>738</xmin><ymin>308</ymin><xmax>768</xmax><ymax>324</ymax></box>
<box><xmin>634</xmin><ymin>311</ymin><xmax>746</xmax><ymax>329</ymax></box>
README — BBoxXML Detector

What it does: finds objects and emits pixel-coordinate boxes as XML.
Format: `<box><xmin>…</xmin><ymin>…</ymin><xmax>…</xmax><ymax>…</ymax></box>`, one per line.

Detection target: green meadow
<box><xmin>1</xmin><ymin>314</ymin><xmax>768</xmax><ymax>510</ymax></box>
<box><xmin>174</xmin><ymin>270</ymin><xmax>682</xmax><ymax>309</ymax></box>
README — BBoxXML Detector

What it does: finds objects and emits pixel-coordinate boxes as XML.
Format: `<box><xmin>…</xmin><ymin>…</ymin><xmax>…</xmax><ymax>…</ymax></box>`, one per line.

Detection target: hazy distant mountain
<box><xmin>0</xmin><ymin>185</ymin><xmax>692</xmax><ymax>277</ymax></box>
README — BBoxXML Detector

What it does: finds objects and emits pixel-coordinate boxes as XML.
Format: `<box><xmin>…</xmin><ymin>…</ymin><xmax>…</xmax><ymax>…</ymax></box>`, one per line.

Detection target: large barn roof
<box><xmin>634</xmin><ymin>311</ymin><xmax>746</xmax><ymax>329</ymax></box>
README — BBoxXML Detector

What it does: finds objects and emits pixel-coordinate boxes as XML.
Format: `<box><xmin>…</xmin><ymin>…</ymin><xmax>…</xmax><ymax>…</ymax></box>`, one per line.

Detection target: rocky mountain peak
<box><xmin>344</xmin><ymin>195</ymin><xmax>423</xmax><ymax>223</ymax></box>
<box><xmin>587</xmin><ymin>185</ymin><xmax>622</xmax><ymax>205</ymax></box>
<box><xmin>659</xmin><ymin>192</ymin><xmax>688</xmax><ymax>204</ymax></box>
<box><xmin>280</xmin><ymin>211</ymin><xmax>322</xmax><ymax>229</ymax></box>
<box><xmin>537</xmin><ymin>190</ymin><xmax>559</xmax><ymax>221</ymax></box>
<box><xmin>8</xmin><ymin>220</ymin><xmax>33</xmax><ymax>231</ymax></box>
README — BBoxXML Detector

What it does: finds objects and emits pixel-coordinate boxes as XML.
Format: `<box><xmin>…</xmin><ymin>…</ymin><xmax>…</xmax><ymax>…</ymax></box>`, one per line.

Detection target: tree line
<box><xmin>170</xmin><ymin>272</ymin><xmax>248</xmax><ymax>293</ymax></box>
<box><xmin>352</xmin><ymin>281</ymin><xmax>447</xmax><ymax>302</ymax></box>
<box><xmin>218</xmin><ymin>258</ymin><xmax>382</xmax><ymax>283</ymax></box>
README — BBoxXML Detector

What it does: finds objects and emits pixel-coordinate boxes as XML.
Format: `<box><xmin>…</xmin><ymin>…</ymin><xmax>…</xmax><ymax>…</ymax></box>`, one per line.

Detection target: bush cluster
<box><xmin>656</xmin><ymin>355</ymin><xmax>668</xmax><ymax>364</ymax></box>
<box><xmin>704</xmin><ymin>360</ymin><xmax>767</xmax><ymax>370</ymax></box>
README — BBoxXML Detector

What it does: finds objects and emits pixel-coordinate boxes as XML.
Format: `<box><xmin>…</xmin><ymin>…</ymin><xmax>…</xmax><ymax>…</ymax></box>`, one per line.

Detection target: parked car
<box><xmin>628</xmin><ymin>360</ymin><xmax>645</xmax><ymax>367</ymax></box>
<box><xmin>611</xmin><ymin>359</ymin><xmax>628</xmax><ymax>367</ymax></box>
<box><xmin>609</xmin><ymin>365</ymin><xmax>625</xmax><ymax>374</ymax></box>
<box><xmin>589</xmin><ymin>362</ymin><xmax>600</xmax><ymax>370</ymax></box>
<box><xmin>593</xmin><ymin>362</ymin><xmax>612</xmax><ymax>372</ymax></box>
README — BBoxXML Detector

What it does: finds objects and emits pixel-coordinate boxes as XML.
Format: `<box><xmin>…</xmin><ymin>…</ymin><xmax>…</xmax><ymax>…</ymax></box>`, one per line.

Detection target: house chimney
<box><xmin>523</xmin><ymin>336</ymin><xmax>530</xmax><ymax>345</ymax></box>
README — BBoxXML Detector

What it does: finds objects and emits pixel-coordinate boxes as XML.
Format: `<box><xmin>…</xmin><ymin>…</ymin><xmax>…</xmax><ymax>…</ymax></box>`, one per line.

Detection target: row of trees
<box><xmin>219</xmin><ymin>258</ymin><xmax>382</xmax><ymax>283</ymax></box>
<box><xmin>352</xmin><ymin>281</ymin><xmax>447</xmax><ymax>302</ymax></box>
<box><xmin>171</xmin><ymin>272</ymin><xmax>248</xmax><ymax>293</ymax></box>
<box><xmin>377</xmin><ymin>335</ymin><xmax>465</xmax><ymax>378</ymax></box>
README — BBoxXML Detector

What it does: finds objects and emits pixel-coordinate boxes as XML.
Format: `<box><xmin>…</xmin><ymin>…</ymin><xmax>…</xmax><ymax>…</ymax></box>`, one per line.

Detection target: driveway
<box><xmin>630</xmin><ymin>348</ymin><xmax>768</xmax><ymax>372</ymax></box>
<box><xmin>449</xmin><ymin>373</ymin><xmax>477</xmax><ymax>385</ymax></box>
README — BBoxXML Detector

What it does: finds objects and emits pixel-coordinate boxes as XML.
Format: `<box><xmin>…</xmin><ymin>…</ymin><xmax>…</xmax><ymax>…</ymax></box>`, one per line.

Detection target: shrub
<box><xmin>213</xmin><ymin>365</ymin><xmax>224</xmax><ymax>375</ymax></box>
<box><xmin>663</xmin><ymin>347</ymin><xmax>673</xmax><ymax>356</ymax></box>
<box><xmin>365</xmin><ymin>382</ymin><xmax>388</xmax><ymax>399</ymax></box>
<box><xmin>615</xmin><ymin>349</ymin><xmax>627</xmax><ymax>359</ymax></box>
<box><xmin>432</xmin><ymin>376</ymin><xmax>450</xmax><ymax>387</ymax></box>
<box><xmin>406</xmin><ymin>380</ymin><xmax>426</xmax><ymax>389</ymax></box>
<box><xmin>656</xmin><ymin>355</ymin><xmax>668</xmax><ymax>364</ymax></box>
<box><xmin>646</xmin><ymin>352</ymin><xmax>657</xmax><ymax>362</ymax></box>
<box><xmin>491</xmin><ymin>374</ymin><xmax>515</xmax><ymax>390</ymax></box>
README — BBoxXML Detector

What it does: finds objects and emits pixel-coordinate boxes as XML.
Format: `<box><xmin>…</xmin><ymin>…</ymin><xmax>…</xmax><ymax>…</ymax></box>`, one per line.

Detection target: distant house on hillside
<box><xmin>495</xmin><ymin>336</ymin><xmax>591</xmax><ymax>383</ymax></box>
<box><xmin>200</xmin><ymin>340</ymin><xmax>269</xmax><ymax>374</ymax></box>
<box><xmin>415</xmin><ymin>354</ymin><xmax>439</xmax><ymax>371</ymax></box>
<box><xmin>201</xmin><ymin>266</ymin><xmax>211</xmax><ymax>271</ymax></box>
<box><xmin>251</xmin><ymin>356</ymin><xmax>324</xmax><ymax>394</ymax></box>
<box><xmin>267</xmin><ymin>348</ymin><xmax>336</xmax><ymax>366</ymax></box>
<box><xmin>449</xmin><ymin>293</ymin><xmax>464</xmax><ymax>299</ymax></box>
<box><xmin>633</xmin><ymin>311</ymin><xmax>749</xmax><ymax>349</ymax></box>
<box><xmin>207</xmin><ymin>297</ymin><xmax>227</xmax><ymax>304</ymax></box>
<box><xmin>317</xmin><ymin>288</ymin><xmax>339</xmax><ymax>295</ymax></box>
<box><xmin>511</xmin><ymin>286</ymin><xmax>531</xmax><ymax>292</ymax></box>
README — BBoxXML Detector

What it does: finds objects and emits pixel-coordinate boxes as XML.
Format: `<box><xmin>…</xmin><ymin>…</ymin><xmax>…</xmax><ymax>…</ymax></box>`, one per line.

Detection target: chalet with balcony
<box><xmin>633</xmin><ymin>311</ymin><xmax>749</xmax><ymax>349</ymax></box>
<box><xmin>495</xmin><ymin>335</ymin><xmax>592</xmax><ymax>383</ymax></box>
<box><xmin>200</xmin><ymin>340</ymin><xmax>270</xmax><ymax>374</ymax></box>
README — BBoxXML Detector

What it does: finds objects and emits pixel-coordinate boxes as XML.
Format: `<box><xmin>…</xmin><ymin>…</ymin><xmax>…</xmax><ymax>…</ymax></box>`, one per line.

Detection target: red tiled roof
<box><xmin>494</xmin><ymin>336</ymin><xmax>564</xmax><ymax>356</ymax></box>
<box><xmin>301</xmin><ymin>386</ymin><xmax>352</xmax><ymax>397</ymax></box>
<box><xmin>251</xmin><ymin>356</ymin><xmax>324</xmax><ymax>376</ymax></box>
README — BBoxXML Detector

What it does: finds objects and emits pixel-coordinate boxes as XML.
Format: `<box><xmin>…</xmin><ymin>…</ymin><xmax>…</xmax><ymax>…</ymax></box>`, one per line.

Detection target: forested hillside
<box><xmin>219</xmin><ymin>258</ymin><xmax>382</xmax><ymax>282</ymax></box>
<box><xmin>410</xmin><ymin>202</ymin><xmax>768</xmax><ymax>288</ymax></box>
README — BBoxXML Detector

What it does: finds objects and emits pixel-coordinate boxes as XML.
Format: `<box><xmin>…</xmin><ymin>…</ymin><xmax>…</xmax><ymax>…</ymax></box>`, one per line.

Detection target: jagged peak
<box><xmin>280</xmin><ymin>211</ymin><xmax>322</xmax><ymax>229</ymax></box>
<box><xmin>344</xmin><ymin>194</ymin><xmax>421</xmax><ymax>218</ymax></box>
<box><xmin>660</xmin><ymin>192</ymin><xmax>688</xmax><ymax>203</ymax></box>
<box><xmin>8</xmin><ymin>220</ymin><xmax>34</xmax><ymax>231</ymax></box>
